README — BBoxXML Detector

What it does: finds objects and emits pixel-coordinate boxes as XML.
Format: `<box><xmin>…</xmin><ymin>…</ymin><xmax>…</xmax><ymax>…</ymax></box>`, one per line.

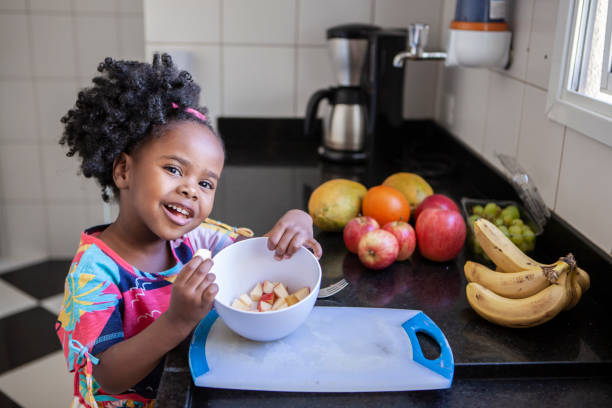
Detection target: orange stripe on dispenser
<box><xmin>450</xmin><ymin>21</ymin><xmax>509</xmax><ymax>31</ymax></box>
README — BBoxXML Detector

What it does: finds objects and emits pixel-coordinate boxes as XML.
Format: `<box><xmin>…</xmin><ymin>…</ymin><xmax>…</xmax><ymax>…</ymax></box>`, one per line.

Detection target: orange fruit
<box><xmin>382</xmin><ymin>172</ymin><xmax>433</xmax><ymax>209</ymax></box>
<box><xmin>362</xmin><ymin>185</ymin><xmax>411</xmax><ymax>227</ymax></box>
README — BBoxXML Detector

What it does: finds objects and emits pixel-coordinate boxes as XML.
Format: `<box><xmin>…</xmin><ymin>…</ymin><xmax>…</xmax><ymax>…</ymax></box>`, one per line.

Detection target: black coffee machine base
<box><xmin>318</xmin><ymin>145</ymin><xmax>368</xmax><ymax>163</ymax></box>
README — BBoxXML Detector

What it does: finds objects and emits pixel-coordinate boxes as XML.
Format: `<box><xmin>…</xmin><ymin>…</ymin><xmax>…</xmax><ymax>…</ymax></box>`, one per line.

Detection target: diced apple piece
<box><xmin>260</xmin><ymin>292</ymin><xmax>275</xmax><ymax>304</ymax></box>
<box><xmin>273</xmin><ymin>282</ymin><xmax>289</xmax><ymax>299</ymax></box>
<box><xmin>194</xmin><ymin>248</ymin><xmax>212</xmax><ymax>261</ymax></box>
<box><xmin>285</xmin><ymin>294</ymin><xmax>299</xmax><ymax>306</ymax></box>
<box><xmin>231</xmin><ymin>298</ymin><xmax>250</xmax><ymax>311</ymax></box>
<box><xmin>263</xmin><ymin>280</ymin><xmax>275</xmax><ymax>294</ymax></box>
<box><xmin>293</xmin><ymin>287</ymin><xmax>310</xmax><ymax>301</ymax></box>
<box><xmin>272</xmin><ymin>297</ymin><xmax>288</xmax><ymax>310</ymax></box>
<box><xmin>258</xmin><ymin>299</ymin><xmax>272</xmax><ymax>312</ymax></box>
<box><xmin>250</xmin><ymin>282</ymin><xmax>263</xmax><ymax>301</ymax></box>
<box><xmin>238</xmin><ymin>293</ymin><xmax>252</xmax><ymax>307</ymax></box>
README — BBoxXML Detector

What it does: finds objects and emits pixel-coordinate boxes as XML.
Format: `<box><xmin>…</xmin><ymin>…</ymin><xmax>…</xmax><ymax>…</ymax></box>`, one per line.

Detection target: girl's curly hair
<box><xmin>60</xmin><ymin>53</ymin><xmax>218</xmax><ymax>202</ymax></box>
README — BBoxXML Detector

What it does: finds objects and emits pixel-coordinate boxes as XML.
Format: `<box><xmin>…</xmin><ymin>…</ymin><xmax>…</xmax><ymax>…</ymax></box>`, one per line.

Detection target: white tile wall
<box><xmin>0</xmin><ymin>2</ymin><xmax>144</xmax><ymax>261</ymax></box>
<box><xmin>525</xmin><ymin>0</ymin><xmax>559</xmax><ymax>89</ymax></box>
<box><xmin>556</xmin><ymin>128</ymin><xmax>612</xmax><ymax>252</ymax></box>
<box><xmin>441</xmin><ymin>67</ymin><xmax>490</xmax><ymax>151</ymax></box>
<box><xmin>482</xmin><ymin>71</ymin><xmax>524</xmax><ymax>169</ymax></box>
<box><xmin>40</xmin><ymin>144</ymin><xmax>85</xmax><ymax>203</ymax></box>
<box><xmin>296</xmin><ymin>47</ymin><xmax>335</xmax><ymax>116</ymax></box>
<box><xmin>0</xmin><ymin>0</ymin><xmax>26</xmax><ymax>11</ymax></box>
<box><xmin>144</xmin><ymin>0</ymin><xmax>220</xmax><ymax>43</ymax></box>
<box><xmin>75</xmin><ymin>15</ymin><xmax>119</xmax><ymax>78</ymax></box>
<box><xmin>223</xmin><ymin>0</ymin><xmax>296</xmax><ymax>44</ymax></box>
<box><xmin>500</xmin><ymin>0</ymin><xmax>534</xmax><ymax>81</ymax></box>
<box><xmin>35</xmin><ymin>79</ymin><xmax>78</xmax><ymax>143</ymax></box>
<box><xmin>0</xmin><ymin>80</ymin><xmax>38</xmax><ymax>142</ymax></box>
<box><xmin>0</xmin><ymin>145</ymin><xmax>44</xmax><ymax>202</ymax></box>
<box><xmin>223</xmin><ymin>46</ymin><xmax>295</xmax><ymax>116</ymax></box>
<box><xmin>0</xmin><ymin>14</ymin><xmax>31</xmax><ymax>77</ymax></box>
<box><xmin>46</xmin><ymin>203</ymin><xmax>87</xmax><ymax>257</ymax></box>
<box><xmin>30</xmin><ymin>14</ymin><xmax>76</xmax><ymax>78</ymax></box>
<box><xmin>375</xmin><ymin>0</ymin><xmax>443</xmax><ymax>49</ymax></box>
<box><xmin>29</xmin><ymin>0</ymin><xmax>70</xmax><ymax>12</ymax></box>
<box><xmin>298</xmin><ymin>0</ymin><xmax>371</xmax><ymax>45</ymax></box>
<box><xmin>516</xmin><ymin>85</ymin><xmax>564</xmax><ymax>208</ymax></box>
<box><xmin>3</xmin><ymin>203</ymin><xmax>47</xmax><ymax>259</ymax></box>
<box><xmin>434</xmin><ymin>0</ymin><xmax>612</xmax><ymax>254</ymax></box>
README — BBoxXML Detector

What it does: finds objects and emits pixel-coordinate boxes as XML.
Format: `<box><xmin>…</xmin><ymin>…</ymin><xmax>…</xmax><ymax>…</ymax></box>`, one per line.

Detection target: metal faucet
<box><xmin>393</xmin><ymin>23</ymin><xmax>447</xmax><ymax>67</ymax></box>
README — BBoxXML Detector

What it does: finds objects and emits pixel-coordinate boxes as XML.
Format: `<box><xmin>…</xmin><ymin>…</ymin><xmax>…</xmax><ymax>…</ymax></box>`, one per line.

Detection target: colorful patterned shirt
<box><xmin>56</xmin><ymin>220</ymin><xmax>252</xmax><ymax>408</ymax></box>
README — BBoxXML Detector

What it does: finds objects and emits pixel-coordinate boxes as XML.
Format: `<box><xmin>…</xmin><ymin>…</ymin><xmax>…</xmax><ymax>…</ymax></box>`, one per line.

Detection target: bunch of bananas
<box><xmin>464</xmin><ymin>218</ymin><xmax>590</xmax><ymax>328</ymax></box>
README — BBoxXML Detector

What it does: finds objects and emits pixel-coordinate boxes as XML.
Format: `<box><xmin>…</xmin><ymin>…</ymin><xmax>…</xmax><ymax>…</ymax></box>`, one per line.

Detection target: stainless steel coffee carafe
<box><xmin>304</xmin><ymin>24</ymin><xmax>378</xmax><ymax>162</ymax></box>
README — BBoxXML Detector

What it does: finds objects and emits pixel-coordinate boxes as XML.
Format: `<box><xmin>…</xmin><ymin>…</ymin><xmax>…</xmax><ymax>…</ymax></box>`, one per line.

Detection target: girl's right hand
<box><xmin>165</xmin><ymin>256</ymin><xmax>218</xmax><ymax>334</ymax></box>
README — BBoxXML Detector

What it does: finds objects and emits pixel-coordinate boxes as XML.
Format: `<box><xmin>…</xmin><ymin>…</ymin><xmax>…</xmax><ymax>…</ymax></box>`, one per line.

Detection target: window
<box><xmin>547</xmin><ymin>0</ymin><xmax>612</xmax><ymax>148</ymax></box>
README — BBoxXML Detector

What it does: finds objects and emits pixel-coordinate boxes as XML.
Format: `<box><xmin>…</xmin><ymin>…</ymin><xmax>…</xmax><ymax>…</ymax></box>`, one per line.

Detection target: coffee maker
<box><xmin>304</xmin><ymin>24</ymin><xmax>407</xmax><ymax>162</ymax></box>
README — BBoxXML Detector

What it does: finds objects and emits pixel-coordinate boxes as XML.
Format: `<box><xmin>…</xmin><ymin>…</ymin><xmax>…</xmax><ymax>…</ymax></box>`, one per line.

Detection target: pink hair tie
<box><xmin>171</xmin><ymin>102</ymin><xmax>207</xmax><ymax>122</ymax></box>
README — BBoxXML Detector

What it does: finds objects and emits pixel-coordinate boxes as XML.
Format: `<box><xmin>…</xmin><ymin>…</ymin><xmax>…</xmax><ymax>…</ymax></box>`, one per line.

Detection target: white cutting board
<box><xmin>189</xmin><ymin>306</ymin><xmax>453</xmax><ymax>392</ymax></box>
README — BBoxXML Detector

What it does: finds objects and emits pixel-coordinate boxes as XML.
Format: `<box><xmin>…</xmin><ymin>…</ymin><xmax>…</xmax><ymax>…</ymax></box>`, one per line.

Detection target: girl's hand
<box><xmin>264</xmin><ymin>209</ymin><xmax>323</xmax><ymax>260</ymax></box>
<box><xmin>165</xmin><ymin>256</ymin><xmax>217</xmax><ymax>334</ymax></box>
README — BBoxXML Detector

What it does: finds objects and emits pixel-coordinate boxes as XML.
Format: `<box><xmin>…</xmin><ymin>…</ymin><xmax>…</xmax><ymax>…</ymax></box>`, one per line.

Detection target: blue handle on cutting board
<box><xmin>402</xmin><ymin>312</ymin><xmax>454</xmax><ymax>381</ymax></box>
<box><xmin>189</xmin><ymin>309</ymin><xmax>218</xmax><ymax>377</ymax></box>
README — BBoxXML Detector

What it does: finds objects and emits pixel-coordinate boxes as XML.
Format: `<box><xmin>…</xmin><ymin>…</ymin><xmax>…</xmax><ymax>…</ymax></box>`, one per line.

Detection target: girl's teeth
<box><xmin>167</xmin><ymin>204</ymin><xmax>189</xmax><ymax>217</ymax></box>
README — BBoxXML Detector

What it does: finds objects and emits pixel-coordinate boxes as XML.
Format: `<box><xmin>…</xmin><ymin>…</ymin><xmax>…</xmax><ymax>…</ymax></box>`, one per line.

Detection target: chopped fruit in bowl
<box><xmin>211</xmin><ymin>237</ymin><xmax>321</xmax><ymax>342</ymax></box>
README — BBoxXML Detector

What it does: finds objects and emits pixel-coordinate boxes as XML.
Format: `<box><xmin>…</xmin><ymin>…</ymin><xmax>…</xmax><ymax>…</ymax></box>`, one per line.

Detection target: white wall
<box><xmin>0</xmin><ymin>0</ymin><xmax>144</xmax><ymax>265</ymax></box>
<box><xmin>435</xmin><ymin>0</ymin><xmax>612</xmax><ymax>255</ymax></box>
<box><xmin>143</xmin><ymin>0</ymin><xmax>444</xmax><ymax>120</ymax></box>
<box><xmin>2</xmin><ymin>0</ymin><xmax>609</xmax><ymax>262</ymax></box>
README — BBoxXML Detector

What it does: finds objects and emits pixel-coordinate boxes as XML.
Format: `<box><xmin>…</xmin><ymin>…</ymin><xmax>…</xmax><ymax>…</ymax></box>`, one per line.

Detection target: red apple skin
<box><xmin>382</xmin><ymin>221</ymin><xmax>416</xmax><ymax>261</ymax></box>
<box><xmin>415</xmin><ymin>208</ymin><xmax>466</xmax><ymax>262</ymax></box>
<box><xmin>413</xmin><ymin>194</ymin><xmax>460</xmax><ymax>223</ymax></box>
<box><xmin>343</xmin><ymin>216</ymin><xmax>380</xmax><ymax>254</ymax></box>
<box><xmin>357</xmin><ymin>229</ymin><xmax>399</xmax><ymax>270</ymax></box>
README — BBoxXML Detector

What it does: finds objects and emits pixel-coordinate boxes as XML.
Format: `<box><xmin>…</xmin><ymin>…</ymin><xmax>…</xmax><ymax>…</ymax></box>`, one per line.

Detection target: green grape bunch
<box><xmin>468</xmin><ymin>202</ymin><xmax>536</xmax><ymax>255</ymax></box>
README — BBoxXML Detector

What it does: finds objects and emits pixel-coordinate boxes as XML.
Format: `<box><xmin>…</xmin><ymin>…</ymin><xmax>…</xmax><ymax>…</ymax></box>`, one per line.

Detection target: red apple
<box><xmin>343</xmin><ymin>216</ymin><xmax>380</xmax><ymax>254</ymax></box>
<box><xmin>413</xmin><ymin>194</ymin><xmax>460</xmax><ymax>223</ymax></box>
<box><xmin>357</xmin><ymin>229</ymin><xmax>399</xmax><ymax>270</ymax></box>
<box><xmin>415</xmin><ymin>208</ymin><xmax>466</xmax><ymax>262</ymax></box>
<box><xmin>382</xmin><ymin>221</ymin><xmax>416</xmax><ymax>261</ymax></box>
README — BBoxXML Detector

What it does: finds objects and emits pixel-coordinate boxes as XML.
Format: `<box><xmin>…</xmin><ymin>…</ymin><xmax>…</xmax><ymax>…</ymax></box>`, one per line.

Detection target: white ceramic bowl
<box><xmin>211</xmin><ymin>237</ymin><xmax>321</xmax><ymax>342</ymax></box>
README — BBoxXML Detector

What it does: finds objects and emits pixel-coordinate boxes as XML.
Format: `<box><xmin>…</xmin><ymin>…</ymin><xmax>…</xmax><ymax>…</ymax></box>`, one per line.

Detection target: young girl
<box><xmin>56</xmin><ymin>53</ymin><xmax>322</xmax><ymax>408</ymax></box>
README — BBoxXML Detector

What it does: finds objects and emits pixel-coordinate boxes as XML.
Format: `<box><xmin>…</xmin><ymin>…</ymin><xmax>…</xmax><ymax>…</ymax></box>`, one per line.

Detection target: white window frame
<box><xmin>547</xmin><ymin>0</ymin><xmax>612</xmax><ymax>148</ymax></box>
<box><xmin>601</xmin><ymin>0</ymin><xmax>612</xmax><ymax>93</ymax></box>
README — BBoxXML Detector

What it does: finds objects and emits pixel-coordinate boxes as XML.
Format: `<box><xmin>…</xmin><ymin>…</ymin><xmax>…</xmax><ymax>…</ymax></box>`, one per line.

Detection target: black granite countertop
<box><xmin>157</xmin><ymin>119</ymin><xmax>612</xmax><ymax>407</ymax></box>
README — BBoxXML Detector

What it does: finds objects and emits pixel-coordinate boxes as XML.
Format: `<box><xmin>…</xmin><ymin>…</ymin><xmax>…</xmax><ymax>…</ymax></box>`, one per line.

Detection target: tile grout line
<box><xmin>552</xmin><ymin>126</ymin><xmax>567</xmax><ymax>211</ymax></box>
<box><xmin>25</xmin><ymin>0</ymin><xmax>53</xmax><ymax>259</ymax></box>
<box><xmin>293</xmin><ymin>0</ymin><xmax>300</xmax><ymax>117</ymax></box>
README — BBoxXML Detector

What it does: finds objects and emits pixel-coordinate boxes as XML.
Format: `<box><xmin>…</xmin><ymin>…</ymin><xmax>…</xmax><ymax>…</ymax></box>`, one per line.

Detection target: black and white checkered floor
<box><xmin>0</xmin><ymin>260</ymin><xmax>73</xmax><ymax>407</ymax></box>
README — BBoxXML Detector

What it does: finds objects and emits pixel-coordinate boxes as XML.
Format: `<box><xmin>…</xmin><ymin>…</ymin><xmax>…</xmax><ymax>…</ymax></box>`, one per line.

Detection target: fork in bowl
<box><xmin>317</xmin><ymin>278</ymin><xmax>348</xmax><ymax>298</ymax></box>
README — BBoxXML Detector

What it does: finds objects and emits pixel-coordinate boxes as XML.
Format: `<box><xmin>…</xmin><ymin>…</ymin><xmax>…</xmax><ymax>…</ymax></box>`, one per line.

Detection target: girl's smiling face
<box><xmin>115</xmin><ymin>120</ymin><xmax>225</xmax><ymax>241</ymax></box>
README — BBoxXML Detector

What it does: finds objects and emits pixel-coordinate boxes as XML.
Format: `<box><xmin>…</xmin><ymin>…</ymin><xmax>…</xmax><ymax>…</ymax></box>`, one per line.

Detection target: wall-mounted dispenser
<box><xmin>445</xmin><ymin>0</ymin><xmax>512</xmax><ymax>68</ymax></box>
<box><xmin>393</xmin><ymin>0</ymin><xmax>512</xmax><ymax>69</ymax></box>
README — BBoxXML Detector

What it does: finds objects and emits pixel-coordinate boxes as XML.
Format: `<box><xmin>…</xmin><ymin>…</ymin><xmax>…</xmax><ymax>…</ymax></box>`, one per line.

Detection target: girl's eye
<box><xmin>199</xmin><ymin>180</ymin><xmax>213</xmax><ymax>190</ymax></box>
<box><xmin>165</xmin><ymin>166</ymin><xmax>181</xmax><ymax>176</ymax></box>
